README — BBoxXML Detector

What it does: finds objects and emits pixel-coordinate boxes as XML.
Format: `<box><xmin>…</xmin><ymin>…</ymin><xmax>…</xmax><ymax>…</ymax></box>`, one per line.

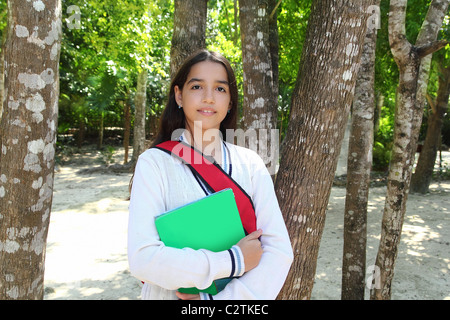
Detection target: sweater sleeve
<box><xmin>127</xmin><ymin>151</ymin><xmax>244</xmax><ymax>291</ymax></box>
<box><xmin>203</xmin><ymin>151</ymin><xmax>293</xmax><ymax>300</ymax></box>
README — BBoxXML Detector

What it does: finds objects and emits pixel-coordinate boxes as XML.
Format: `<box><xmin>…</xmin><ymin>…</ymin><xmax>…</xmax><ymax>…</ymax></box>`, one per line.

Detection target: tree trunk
<box><xmin>0</xmin><ymin>19</ymin><xmax>5</xmax><ymax>121</ymax></box>
<box><xmin>341</xmin><ymin>0</ymin><xmax>380</xmax><ymax>300</ymax></box>
<box><xmin>123</xmin><ymin>101</ymin><xmax>130</xmax><ymax>164</ymax></box>
<box><xmin>170</xmin><ymin>0</ymin><xmax>207</xmax><ymax>79</ymax></box>
<box><xmin>132</xmin><ymin>68</ymin><xmax>148</xmax><ymax>163</ymax></box>
<box><xmin>0</xmin><ymin>0</ymin><xmax>61</xmax><ymax>300</ymax></box>
<box><xmin>268</xmin><ymin>0</ymin><xmax>279</xmax><ymax>113</ymax></box>
<box><xmin>77</xmin><ymin>115</ymin><xmax>85</xmax><ymax>149</ymax></box>
<box><xmin>371</xmin><ymin>0</ymin><xmax>449</xmax><ymax>300</ymax></box>
<box><xmin>148</xmin><ymin>112</ymin><xmax>159</xmax><ymax>141</ymax></box>
<box><xmin>275</xmin><ymin>0</ymin><xmax>370</xmax><ymax>300</ymax></box>
<box><xmin>97</xmin><ymin>112</ymin><xmax>104</xmax><ymax>150</ymax></box>
<box><xmin>410</xmin><ymin>62</ymin><xmax>450</xmax><ymax>193</ymax></box>
<box><xmin>239</xmin><ymin>0</ymin><xmax>279</xmax><ymax>175</ymax></box>
<box><xmin>0</xmin><ymin>46</ymin><xmax>3</xmax><ymax>121</ymax></box>
<box><xmin>233</xmin><ymin>0</ymin><xmax>239</xmax><ymax>44</ymax></box>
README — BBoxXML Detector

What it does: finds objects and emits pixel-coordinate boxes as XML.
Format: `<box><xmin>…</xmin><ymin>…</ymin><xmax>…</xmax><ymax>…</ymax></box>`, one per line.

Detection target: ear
<box><xmin>174</xmin><ymin>85</ymin><xmax>182</xmax><ymax>107</ymax></box>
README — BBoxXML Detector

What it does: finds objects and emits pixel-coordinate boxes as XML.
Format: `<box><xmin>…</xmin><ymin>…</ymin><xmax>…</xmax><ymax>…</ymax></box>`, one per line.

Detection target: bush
<box><xmin>372</xmin><ymin>140</ymin><xmax>392</xmax><ymax>172</ymax></box>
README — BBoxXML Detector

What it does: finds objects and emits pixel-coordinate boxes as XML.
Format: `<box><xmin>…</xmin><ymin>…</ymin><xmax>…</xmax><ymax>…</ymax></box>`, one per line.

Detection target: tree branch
<box><xmin>426</xmin><ymin>93</ymin><xmax>436</xmax><ymax>114</ymax></box>
<box><xmin>269</xmin><ymin>0</ymin><xmax>282</xmax><ymax>21</ymax></box>
<box><xmin>388</xmin><ymin>0</ymin><xmax>412</xmax><ymax>61</ymax></box>
<box><xmin>416</xmin><ymin>39</ymin><xmax>449</xmax><ymax>58</ymax></box>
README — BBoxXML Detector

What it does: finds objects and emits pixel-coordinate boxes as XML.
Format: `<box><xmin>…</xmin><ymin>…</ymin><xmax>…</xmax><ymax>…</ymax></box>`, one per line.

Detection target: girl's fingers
<box><xmin>247</xmin><ymin>229</ymin><xmax>263</xmax><ymax>239</ymax></box>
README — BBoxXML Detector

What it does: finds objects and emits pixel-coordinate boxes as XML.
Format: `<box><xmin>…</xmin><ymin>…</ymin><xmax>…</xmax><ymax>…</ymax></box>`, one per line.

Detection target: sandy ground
<box><xmin>43</xmin><ymin>146</ymin><xmax>450</xmax><ymax>300</ymax></box>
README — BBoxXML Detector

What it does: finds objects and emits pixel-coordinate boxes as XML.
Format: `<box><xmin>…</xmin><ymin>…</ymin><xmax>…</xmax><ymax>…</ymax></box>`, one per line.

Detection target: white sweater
<box><xmin>127</xmin><ymin>137</ymin><xmax>293</xmax><ymax>300</ymax></box>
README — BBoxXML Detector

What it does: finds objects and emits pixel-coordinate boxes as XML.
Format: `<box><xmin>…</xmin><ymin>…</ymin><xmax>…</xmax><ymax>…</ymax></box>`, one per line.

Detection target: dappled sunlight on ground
<box><xmin>312</xmin><ymin>181</ymin><xmax>450</xmax><ymax>300</ymax></box>
<box><xmin>45</xmin><ymin>147</ymin><xmax>142</xmax><ymax>300</ymax></box>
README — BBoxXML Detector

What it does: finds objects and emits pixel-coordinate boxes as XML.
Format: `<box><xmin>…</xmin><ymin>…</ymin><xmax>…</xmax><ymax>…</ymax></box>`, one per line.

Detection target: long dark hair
<box><xmin>129</xmin><ymin>50</ymin><xmax>238</xmax><ymax>195</ymax></box>
<box><xmin>150</xmin><ymin>49</ymin><xmax>238</xmax><ymax>147</ymax></box>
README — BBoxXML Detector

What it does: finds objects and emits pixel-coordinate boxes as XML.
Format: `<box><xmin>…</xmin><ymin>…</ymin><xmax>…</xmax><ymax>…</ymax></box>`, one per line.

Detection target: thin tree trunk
<box><xmin>0</xmin><ymin>13</ymin><xmax>5</xmax><ymax>122</ymax></box>
<box><xmin>269</xmin><ymin>0</ymin><xmax>279</xmax><ymax>112</ymax></box>
<box><xmin>148</xmin><ymin>112</ymin><xmax>159</xmax><ymax>142</ymax></box>
<box><xmin>275</xmin><ymin>0</ymin><xmax>370</xmax><ymax>300</ymax></box>
<box><xmin>77</xmin><ymin>114</ymin><xmax>85</xmax><ymax>149</ymax></box>
<box><xmin>97</xmin><ymin>112</ymin><xmax>104</xmax><ymax>150</ymax></box>
<box><xmin>132</xmin><ymin>68</ymin><xmax>147</xmax><ymax>163</ymax></box>
<box><xmin>239</xmin><ymin>0</ymin><xmax>278</xmax><ymax>175</ymax></box>
<box><xmin>123</xmin><ymin>100</ymin><xmax>130</xmax><ymax>164</ymax></box>
<box><xmin>170</xmin><ymin>0</ymin><xmax>207</xmax><ymax>79</ymax></box>
<box><xmin>0</xmin><ymin>46</ymin><xmax>3</xmax><ymax>121</ymax></box>
<box><xmin>0</xmin><ymin>0</ymin><xmax>62</xmax><ymax>300</ymax></box>
<box><xmin>341</xmin><ymin>0</ymin><xmax>380</xmax><ymax>300</ymax></box>
<box><xmin>410</xmin><ymin>62</ymin><xmax>450</xmax><ymax>193</ymax></box>
<box><xmin>371</xmin><ymin>0</ymin><xmax>449</xmax><ymax>300</ymax></box>
<box><xmin>233</xmin><ymin>0</ymin><xmax>238</xmax><ymax>44</ymax></box>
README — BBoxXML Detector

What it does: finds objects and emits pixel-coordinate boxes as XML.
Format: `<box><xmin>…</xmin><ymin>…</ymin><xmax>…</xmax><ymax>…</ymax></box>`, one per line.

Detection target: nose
<box><xmin>202</xmin><ymin>87</ymin><xmax>215</xmax><ymax>104</ymax></box>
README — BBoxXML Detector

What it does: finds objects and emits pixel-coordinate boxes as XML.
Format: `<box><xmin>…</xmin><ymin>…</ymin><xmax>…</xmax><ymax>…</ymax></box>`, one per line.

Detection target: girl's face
<box><xmin>175</xmin><ymin>61</ymin><xmax>231</xmax><ymax>136</ymax></box>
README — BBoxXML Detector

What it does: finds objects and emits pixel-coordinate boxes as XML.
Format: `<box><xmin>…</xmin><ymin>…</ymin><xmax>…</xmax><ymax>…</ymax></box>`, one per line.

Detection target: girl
<box><xmin>128</xmin><ymin>50</ymin><xmax>293</xmax><ymax>300</ymax></box>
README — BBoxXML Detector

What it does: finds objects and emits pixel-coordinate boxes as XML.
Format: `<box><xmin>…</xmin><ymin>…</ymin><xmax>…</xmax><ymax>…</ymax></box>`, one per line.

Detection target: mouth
<box><xmin>197</xmin><ymin>108</ymin><xmax>216</xmax><ymax>116</ymax></box>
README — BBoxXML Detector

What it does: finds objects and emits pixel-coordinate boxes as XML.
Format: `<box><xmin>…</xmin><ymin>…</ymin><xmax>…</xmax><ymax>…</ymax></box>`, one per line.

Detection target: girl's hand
<box><xmin>236</xmin><ymin>229</ymin><xmax>263</xmax><ymax>272</ymax></box>
<box><xmin>176</xmin><ymin>291</ymin><xmax>200</xmax><ymax>300</ymax></box>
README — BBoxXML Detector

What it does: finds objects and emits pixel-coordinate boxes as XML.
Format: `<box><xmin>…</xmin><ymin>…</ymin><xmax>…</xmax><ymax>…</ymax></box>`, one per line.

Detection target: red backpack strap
<box><xmin>155</xmin><ymin>140</ymin><xmax>257</xmax><ymax>235</ymax></box>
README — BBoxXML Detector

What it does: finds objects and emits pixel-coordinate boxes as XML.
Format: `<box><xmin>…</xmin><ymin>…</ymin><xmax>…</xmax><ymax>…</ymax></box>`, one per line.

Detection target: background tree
<box><xmin>341</xmin><ymin>0</ymin><xmax>380</xmax><ymax>300</ymax></box>
<box><xmin>0</xmin><ymin>1</ymin><xmax>6</xmax><ymax>119</ymax></box>
<box><xmin>131</xmin><ymin>67</ymin><xmax>148</xmax><ymax>163</ymax></box>
<box><xmin>411</xmin><ymin>49</ymin><xmax>450</xmax><ymax>192</ymax></box>
<box><xmin>275</xmin><ymin>0</ymin><xmax>371</xmax><ymax>300</ymax></box>
<box><xmin>206</xmin><ymin>0</ymin><xmax>244</xmax><ymax>115</ymax></box>
<box><xmin>238</xmin><ymin>0</ymin><xmax>279</xmax><ymax>174</ymax></box>
<box><xmin>170</xmin><ymin>0</ymin><xmax>208</xmax><ymax>79</ymax></box>
<box><xmin>371</xmin><ymin>0</ymin><xmax>448</xmax><ymax>300</ymax></box>
<box><xmin>0</xmin><ymin>0</ymin><xmax>62</xmax><ymax>299</ymax></box>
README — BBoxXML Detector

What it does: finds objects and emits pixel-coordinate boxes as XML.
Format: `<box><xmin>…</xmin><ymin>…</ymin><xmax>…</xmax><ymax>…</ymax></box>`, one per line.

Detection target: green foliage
<box><xmin>278</xmin><ymin>0</ymin><xmax>311</xmax><ymax>88</ymax></box>
<box><xmin>372</xmin><ymin>141</ymin><xmax>392</xmax><ymax>172</ymax></box>
<box><xmin>371</xmin><ymin>0</ymin><xmax>450</xmax><ymax>170</ymax></box>
<box><xmin>98</xmin><ymin>145</ymin><xmax>116</xmax><ymax>165</ymax></box>
<box><xmin>0</xmin><ymin>1</ymin><xmax>7</xmax><ymax>49</ymax></box>
<box><xmin>373</xmin><ymin>114</ymin><xmax>395</xmax><ymax>171</ymax></box>
<box><xmin>58</xmin><ymin>0</ymin><xmax>173</xmax><ymax>138</ymax></box>
<box><xmin>142</xmin><ymin>0</ymin><xmax>173</xmax><ymax>119</ymax></box>
<box><xmin>277</xmin><ymin>0</ymin><xmax>312</xmax><ymax>140</ymax></box>
<box><xmin>2</xmin><ymin>0</ymin><xmax>446</xmax><ymax>166</ymax></box>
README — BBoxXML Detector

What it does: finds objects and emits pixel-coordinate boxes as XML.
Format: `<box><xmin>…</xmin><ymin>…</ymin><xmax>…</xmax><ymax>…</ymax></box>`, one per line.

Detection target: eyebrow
<box><xmin>187</xmin><ymin>77</ymin><xmax>229</xmax><ymax>85</ymax></box>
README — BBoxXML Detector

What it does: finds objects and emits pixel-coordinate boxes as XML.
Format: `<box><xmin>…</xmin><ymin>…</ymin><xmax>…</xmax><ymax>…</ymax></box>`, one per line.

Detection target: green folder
<box><xmin>154</xmin><ymin>188</ymin><xmax>246</xmax><ymax>295</ymax></box>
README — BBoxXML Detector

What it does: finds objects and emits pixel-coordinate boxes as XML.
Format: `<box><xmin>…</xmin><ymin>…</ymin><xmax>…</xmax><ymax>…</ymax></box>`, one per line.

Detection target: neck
<box><xmin>184</xmin><ymin>127</ymin><xmax>222</xmax><ymax>161</ymax></box>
